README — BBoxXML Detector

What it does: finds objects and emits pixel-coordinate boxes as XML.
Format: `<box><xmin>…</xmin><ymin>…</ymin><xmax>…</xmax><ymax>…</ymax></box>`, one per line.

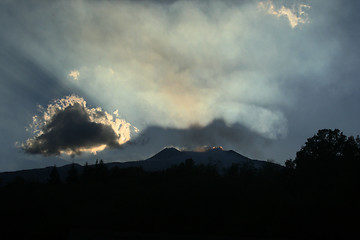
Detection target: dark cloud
<box><xmin>122</xmin><ymin>119</ymin><xmax>271</xmax><ymax>159</ymax></box>
<box><xmin>23</xmin><ymin>103</ymin><xmax>120</xmax><ymax>156</ymax></box>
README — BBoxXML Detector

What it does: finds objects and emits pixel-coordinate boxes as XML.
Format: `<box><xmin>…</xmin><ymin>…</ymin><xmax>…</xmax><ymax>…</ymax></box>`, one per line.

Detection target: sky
<box><xmin>1</xmin><ymin>0</ymin><xmax>360</xmax><ymax>171</ymax></box>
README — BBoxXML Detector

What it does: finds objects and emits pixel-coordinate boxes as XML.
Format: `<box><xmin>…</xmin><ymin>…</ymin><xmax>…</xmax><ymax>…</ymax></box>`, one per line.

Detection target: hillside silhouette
<box><xmin>0</xmin><ymin>147</ymin><xmax>271</xmax><ymax>184</ymax></box>
<box><xmin>0</xmin><ymin>129</ymin><xmax>359</xmax><ymax>239</ymax></box>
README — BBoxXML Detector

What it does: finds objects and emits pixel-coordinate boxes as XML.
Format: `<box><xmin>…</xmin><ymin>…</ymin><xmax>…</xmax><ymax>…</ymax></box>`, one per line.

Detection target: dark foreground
<box><xmin>0</xmin><ymin>160</ymin><xmax>358</xmax><ymax>240</ymax></box>
<box><xmin>0</xmin><ymin>129</ymin><xmax>359</xmax><ymax>239</ymax></box>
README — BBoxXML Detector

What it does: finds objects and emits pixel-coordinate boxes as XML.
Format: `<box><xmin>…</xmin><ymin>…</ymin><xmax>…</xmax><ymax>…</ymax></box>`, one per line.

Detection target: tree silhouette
<box><xmin>284</xmin><ymin>159</ymin><xmax>295</xmax><ymax>169</ymax></box>
<box><xmin>226</xmin><ymin>163</ymin><xmax>239</xmax><ymax>178</ymax></box>
<box><xmin>296</xmin><ymin>129</ymin><xmax>342</xmax><ymax>172</ymax></box>
<box><xmin>291</xmin><ymin>129</ymin><xmax>360</xmax><ymax>237</ymax></box>
<box><xmin>48</xmin><ymin>165</ymin><xmax>61</xmax><ymax>185</ymax></box>
<box><xmin>293</xmin><ymin>128</ymin><xmax>360</xmax><ymax>205</ymax></box>
<box><xmin>95</xmin><ymin>159</ymin><xmax>108</xmax><ymax>182</ymax></box>
<box><xmin>66</xmin><ymin>163</ymin><xmax>79</xmax><ymax>184</ymax></box>
<box><xmin>184</xmin><ymin>158</ymin><xmax>195</xmax><ymax>169</ymax></box>
<box><xmin>295</xmin><ymin>129</ymin><xmax>358</xmax><ymax>175</ymax></box>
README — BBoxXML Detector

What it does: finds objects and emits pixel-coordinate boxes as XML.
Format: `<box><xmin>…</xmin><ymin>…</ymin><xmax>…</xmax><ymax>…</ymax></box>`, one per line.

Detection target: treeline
<box><xmin>0</xmin><ymin>129</ymin><xmax>359</xmax><ymax>239</ymax></box>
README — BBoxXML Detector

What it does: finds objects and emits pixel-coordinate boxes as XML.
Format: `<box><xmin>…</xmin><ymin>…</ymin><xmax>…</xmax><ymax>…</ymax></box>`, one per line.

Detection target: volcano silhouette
<box><xmin>0</xmin><ymin>147</ymin><xmax>275</xmax><ymax>184</ymax></box>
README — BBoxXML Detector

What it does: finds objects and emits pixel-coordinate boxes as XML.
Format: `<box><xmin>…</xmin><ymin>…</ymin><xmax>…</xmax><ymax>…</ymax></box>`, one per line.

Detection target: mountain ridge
<box><xmin>0</xmin><ymin>148</ymin><xmax>278</xmax><ymax>184</ymax></box>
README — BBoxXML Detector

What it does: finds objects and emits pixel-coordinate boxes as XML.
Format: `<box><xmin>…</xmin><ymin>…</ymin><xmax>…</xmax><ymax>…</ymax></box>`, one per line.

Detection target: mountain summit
<box><xmin>142</xmin><ymin>147</ymin><xmax>266</xmax><ymax>170</ymax></box>
<box><xmin>147</xmin><ymin>147</ymin><xmax>183</xmax><ymax>161</ymax></box>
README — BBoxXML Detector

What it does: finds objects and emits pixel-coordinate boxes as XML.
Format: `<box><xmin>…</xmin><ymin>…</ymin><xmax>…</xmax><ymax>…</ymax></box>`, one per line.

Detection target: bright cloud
<box><xmin>258</xmin><ymin>1</ymin><xmax>311</xmax><ymax>28</ymax></box>
<box><xmin>22</xmin><ymin>95</ymin><xmax>136</xmax><ymax>156</ymax></box>
<box><xmin>68</xmin><ymin>70</ymin><xmax>80</xmax><ymax>81</ymax></box>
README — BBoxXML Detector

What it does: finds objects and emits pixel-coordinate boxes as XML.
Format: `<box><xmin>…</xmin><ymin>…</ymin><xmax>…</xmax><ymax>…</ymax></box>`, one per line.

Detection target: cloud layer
<box><xmin>55</xmin><ymin>0</ymin><xmax>312</xmax><ymax>139</ymax></box>
<box><xmin>3</xmin><ymin>0</ymin><xmax>359</xmax><ymax>167</ymax></box>
<box><xmin>2</xmin><ymin>0</ymin><xmax>317</xmax><ymax>141</ymax></box>
<box><xmin>22</xmin><ymin>96</ymin><xmax>136</xmax><ymax>156</ymax></box>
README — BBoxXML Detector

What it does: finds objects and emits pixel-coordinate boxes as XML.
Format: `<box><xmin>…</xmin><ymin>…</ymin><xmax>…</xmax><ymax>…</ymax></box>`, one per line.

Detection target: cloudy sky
<box><xmin>1</xmin><ymin>0</ymin><xmax>359</xmax><ymax>171</ymax></box>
